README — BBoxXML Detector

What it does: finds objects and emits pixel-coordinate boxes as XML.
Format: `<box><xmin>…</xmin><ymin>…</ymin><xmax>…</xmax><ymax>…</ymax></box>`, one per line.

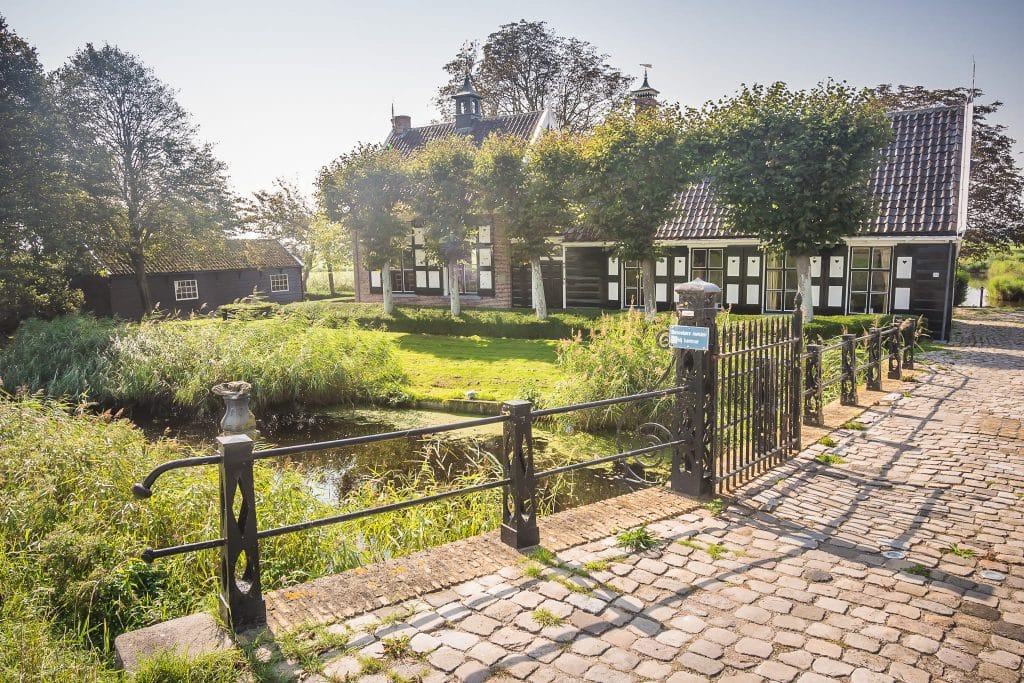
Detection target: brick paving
<box><xmin>287</xmin><ymin>313</ymin><xmax>1024</xmax><ymax>682</ymax></box>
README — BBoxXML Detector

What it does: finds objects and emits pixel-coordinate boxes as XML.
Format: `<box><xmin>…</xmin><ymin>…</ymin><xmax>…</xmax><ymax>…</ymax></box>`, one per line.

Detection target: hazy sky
<box><xmin>6</xmin><ymin>0</ymin><xmax>1023</xmax><ymax>199</ymax></box>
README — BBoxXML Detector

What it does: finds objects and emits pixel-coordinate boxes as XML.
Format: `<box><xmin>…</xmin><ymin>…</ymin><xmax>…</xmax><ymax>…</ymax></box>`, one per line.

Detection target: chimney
<box><xmin>392</xmin><ymin>114</ymin><xmax>412</xmax><ymax>131</ymax></box>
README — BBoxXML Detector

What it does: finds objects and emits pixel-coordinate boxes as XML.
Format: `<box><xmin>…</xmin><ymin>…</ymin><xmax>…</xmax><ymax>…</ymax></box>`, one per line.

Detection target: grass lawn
<box><xmin>387</xmin><ymin>332</ymin><xmax>559</xmax><ymax>402</ymax></box>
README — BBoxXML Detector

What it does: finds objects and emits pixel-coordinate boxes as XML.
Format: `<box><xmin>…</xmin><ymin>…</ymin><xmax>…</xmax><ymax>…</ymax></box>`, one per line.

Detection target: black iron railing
<box><xmin>802</xmin><ymin>317</ymin><xmax>917</xmax><ymax>427</ymax></box>
<box><xmin>134</xmin><ymin>385</ymin><xmax>696</xmax><ymax>632</ymax></box>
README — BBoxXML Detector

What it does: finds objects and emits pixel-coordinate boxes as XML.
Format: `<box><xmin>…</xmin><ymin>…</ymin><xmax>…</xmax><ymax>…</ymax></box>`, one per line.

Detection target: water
<box><xmin>142</xmin><ymin>406</ymin><xmax>665</xmax><ymax>512</ymax></box>
<box><xmin>963</xmin><ymin>287</ymin><xmax>989</xmax><ymax>307</ymax></box>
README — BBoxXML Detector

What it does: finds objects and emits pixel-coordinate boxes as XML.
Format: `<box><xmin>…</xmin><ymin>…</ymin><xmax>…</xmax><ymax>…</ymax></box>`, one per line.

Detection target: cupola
<box><xmin>452</xmin><ymin>74</ymin><xmax>483</xmax><ymax>129</ymax></box>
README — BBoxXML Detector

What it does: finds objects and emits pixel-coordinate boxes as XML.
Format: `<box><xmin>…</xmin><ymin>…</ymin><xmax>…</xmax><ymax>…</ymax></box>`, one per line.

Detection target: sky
<box><xmin>6</xmin><ymin>0</ymin><xmax>1024</xmax><ymax>199</ymax></box>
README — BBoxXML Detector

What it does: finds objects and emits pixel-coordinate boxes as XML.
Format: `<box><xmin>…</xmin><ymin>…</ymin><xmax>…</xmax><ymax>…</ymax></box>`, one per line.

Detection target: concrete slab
<box><xmin>114</xmin><ymin>612</ymin><xmax>232</xmax><ymax>672</ymax></box>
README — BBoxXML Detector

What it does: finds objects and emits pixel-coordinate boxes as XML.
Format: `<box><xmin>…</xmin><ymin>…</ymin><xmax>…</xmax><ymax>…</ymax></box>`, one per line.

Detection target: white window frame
<box><xmin>174</xmin><ymin>279</ymin><xmax>199</xmax><ymax>301</ymax></box>
<box><xmin>270</xmin><ymin>273</ymin><xmax>289</xmax><ymax>293</ymax></box>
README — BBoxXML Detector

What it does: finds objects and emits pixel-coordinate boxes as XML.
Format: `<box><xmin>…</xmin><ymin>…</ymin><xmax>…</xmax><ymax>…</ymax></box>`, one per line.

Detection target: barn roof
<box><xmin>383</xmin><ymin>111</ymin><xmax>547</xmax><ymax>155</ymax></box>
<box><xmin>94</xmin><ymin>239</ymin><xmax>303</xmax><ymax>277</ymax></box>
<box><xmin>566</xmin><ymin>103</ymin><xmax>969</xmax><ymax>242</ymax></box>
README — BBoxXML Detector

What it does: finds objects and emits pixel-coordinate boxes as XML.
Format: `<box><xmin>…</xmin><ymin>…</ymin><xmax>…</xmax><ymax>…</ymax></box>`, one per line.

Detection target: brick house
<box><xmin>82</xmin><ymin>238</ymin><xmax>304</xmax><ymax>319</ymax></box>
<box><xmin>351</xmin><ymin>75</ymin><xmax>553</xmax><ymax>309</ymax></box>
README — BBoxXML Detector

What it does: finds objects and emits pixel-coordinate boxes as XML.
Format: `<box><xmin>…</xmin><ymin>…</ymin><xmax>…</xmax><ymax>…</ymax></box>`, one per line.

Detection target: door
<box><xmin>622</xmin><ymin>260</ymin><xmax>644</xmax><ymax>308</ymax></box>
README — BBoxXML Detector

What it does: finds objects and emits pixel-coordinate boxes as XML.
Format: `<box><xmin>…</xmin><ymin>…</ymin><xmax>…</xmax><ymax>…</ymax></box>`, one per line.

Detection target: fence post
<box><xmin>867</xmin><ymin>328</ymin><xmax>883</xmax><ymax>391</ymax></box>
<box><xmin>887</xmin><ymin>326</ymin><xmax>903</xmax><ymax>380</ymax></box>
<box><xmin>217</xmin><ymin>433</ymin><xmax>266</xmax><ymax>632</ymax></box>
<box><xmin>803</xmin><ymin>343</ymin><xmax>824</xmax><ymax>427</ymax></box>
<box><xmin>670</xmin><ymin>279</ymin><xmax>720</xmax><ymax>497</ymax></box>
<box><xmin>840</xmin><ymin>333</ymin><xmax>858</xmax><ymax>405</ymax></box>
<box><xmin>902</xmin><ymin>318</ymin><xmax>916</xmax><ymax>369</ymax></box>
<box><xmin>500</xmin><ymin>399</ymin><xmax>539</xmax><ymax>549</ymax></box>
<box><xmin>790</xmin><ymin>292</ymin><xmax>804</xmax><ymax>447</ymax></box>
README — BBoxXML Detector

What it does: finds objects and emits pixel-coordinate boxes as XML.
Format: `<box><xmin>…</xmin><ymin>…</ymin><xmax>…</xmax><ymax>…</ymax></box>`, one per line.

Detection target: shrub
<box><xmin>988</xmin><ymin>256</ymin><xmax>1024</xmax><ymax>280</ymax></box>
<box><xmin>0</xmin><ymin>315</ymin><xmax>408</xmax><ymax>417</ymax></box>
<box><xmin>216</xmin><ymin>301</ymin><xmax>279</xmax><ymax>319</ymax></box>
<box><xmin>545</xmin><ymin>310</ymin><xmax>674</xmax><ymax>429</ymax></box>
<box><xmin>802</xmin><ymin>314</ymin><xmax>892</xmax><ymax>341</ymax></box>
<box><xmin>954</xmin><ymin>269</ymin><xmax>970</xmax><ymax>306</ymax></box>
<box><xmin>989</xmin><ymin>275</ymin><xmax>1024</xmax><ymax>304</ymax></box>
<box><xmin>281</xmin><ymin>301</ymin><xmax>608</xmax><ymax>340</ymax></box>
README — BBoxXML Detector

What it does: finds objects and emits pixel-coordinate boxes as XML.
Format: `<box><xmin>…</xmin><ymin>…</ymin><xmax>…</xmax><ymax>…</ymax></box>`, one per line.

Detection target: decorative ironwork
<box><xmin>887</xmin><ymin>328</ymin><xmax>903</xmax><ymax>380</ymax></box>
<box><xmin>841</xmin><ymin>334</ymin><xmax>858</xmax><ymax>405</ymax></box>
<box><xmin>217</xmin><ymin>434</ymin><xmax>266</xmax><ymax>631</ymax></box>
<box><xmin>867</xmin><ymin>328</ymin><xmax>882</xmax><ymax>391</ymax></box>
<box><xmin>803</xmin><ymin>344</ymin><xmax>824</xmax><ymax>426</ymax></box>
<box><xmin>500</xmin><ymin>400</ymin><xmax>539</xmax><ymax>548</ymax></box>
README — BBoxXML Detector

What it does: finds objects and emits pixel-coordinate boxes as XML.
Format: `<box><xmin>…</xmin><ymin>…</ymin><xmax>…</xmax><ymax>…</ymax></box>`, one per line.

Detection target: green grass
<box><xmin>816</xmin><ymin>453</ymin><xmax>846</xmax><ymax>465</ymax></box>
<box><xmin>531</xmin><ymin>607</ymin><xmax>565</xmax><ymax>627</ymax></box>
<box><xmin>702</xmin><ymin>498</ymin><xmax>726</xmax><ymax>516</ymax></box>
<box><xmin>388</xmin><ymin>332</ymin><xmax>558</xmax><ymax>402</ymax></box>
<box><xmin>944</xmin><ymin>543</ymin><xmax>976</xmax><ymax>559</ymax></box>
<box><xmin>615</xmin><ymin>525</ymin><xmax>660</xmax><ymax>552</ymax></box>
<box><xmin>817</xmin><ymin>436</ymin><xmax>838</xmax><ymax>447</ymax></box>
<box><xmin>904</xmin><ymin>564</ymin><xmax>932</xmax><ymax>578</ymax></box>
<box><xmin>841</xmin><ymin>421</ymin><xmax>866</xmax><ymax>431</ymax></box>
<box><xmin>704</xmin><ymin>542</ymin><xmax>728</xmax><ymax>560</ymax></box>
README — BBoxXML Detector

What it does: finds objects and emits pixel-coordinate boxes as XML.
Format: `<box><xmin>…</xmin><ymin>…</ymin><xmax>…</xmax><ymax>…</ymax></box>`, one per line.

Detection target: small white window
<box><xmin>270</xmin><ymin>273</ymin><xmax>289</xmax><ymax>292</ymax></box>
<box><xmin>174</xmin><ymin>279</ymin><xmax>198</xmax><ymax>301</ymax></box>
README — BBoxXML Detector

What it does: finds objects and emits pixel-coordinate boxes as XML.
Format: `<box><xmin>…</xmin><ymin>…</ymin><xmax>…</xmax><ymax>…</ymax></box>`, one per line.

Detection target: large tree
<box><xmin>434</xmin><ymin>21</ymin><xmax>632</xmax><ymax>134</ymax></box>
<box><xmin>702</xmin><ymin>81</ymin><xmax>892</xmax><ymax>320</ymax></box>
<box><xmin>871</xmin><ymin>85</ymin><xmax>1024</xmax><ymax>260</ymax></box>
<box><xmin>579</xmin><ymin>104</ymin><xmax>697</xmax><ymax>319</ymax></box>
<box><xmin>0</xmin><ymin>18</ymin><xmax>86</xmax><ymax>331</ymax></box>
<box><xmin>55</xmin><ymin>44</ymin><xmax>234</xmax><ymax>313</ymax></box>
<box><xmin>406</xmin><ymin>136</ymin><xmax>478</xmax><ymax>316</ymax></box>
<box><xmin>318</xmin><ymin>144</ymin><xmax>408</xmax><ymax>313</ymax></box>
<box><xmin>243</xmin><ymin>178</ymin><xmax>316</xmax><ymax>290</ymax></box>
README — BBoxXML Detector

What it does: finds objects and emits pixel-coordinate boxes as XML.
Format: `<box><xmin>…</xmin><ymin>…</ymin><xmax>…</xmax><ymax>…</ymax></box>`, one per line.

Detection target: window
<box><xmin>622</xmin><ymin>260</ymin><xmax>644</xmax><ymax>307</ymax></box>
<box><xmin>457</xmin><ymin>249</ymin><xmax>480</xmax><ymax>294</ymax></box>
<box><xmin>848</xmin><ymin>246</ymin><xmax>891</xmax><ymax>313</ymax></box>
<box><xmin>174</xmin><ymin>279</ymin><xmax>198</xmax><ymax>301</ymax></box>
<box><xmin>270</xmin><ymin>273</ymin><xmax>289</xmax><ymax>292</ymax></box>
<box><xmin>454</xmin><ymin>228</ymin><xmax>492</xmax><ymax>295</ymax></box>
<box><xmin>390</xmin><ymin>241</ymin><xmax>415</xmax><ymax>293</ymax></box>
<box><xmin>690</xmin><ymin>248</ymin><xmax>724</xmax><ymax>288</ymax></box>
<box><xmin>765</xmin><ymin>253</ymin><xmax>798</xmax><ymax>312</ymax></box>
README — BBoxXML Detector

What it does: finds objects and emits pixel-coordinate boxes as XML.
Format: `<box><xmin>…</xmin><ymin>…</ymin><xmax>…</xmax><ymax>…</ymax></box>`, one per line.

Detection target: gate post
<box><xmin>804</xmin><ymin>344</ymin><xmax>824</xmax><ymax>427</ymax></box>
<box><xmin>500</xmin><ymin>399</ymin><xmax>539</xmax><ymax>548</ymax></box>
<box><xmin>887</xmin><ymin>326</ymin><xmax>903</xmax><ymax>380</ymax></box>
<box><xmin>217</xmin><ymin>434</ymin><xmax>266</xmax><ymax>632</ymax></box>
<box><xmin>670</xmin><ymin>279</ymin><xmax>720</xmax><ymax>497</ymax></box>
<box><xmin>840</xmin><ymin>333</ymin><xmax>858</xmax><ymax>406</ymax></box>
<box><xmin>902</xmin><ymin>318</ymin><xmax>916</xmax><ymax>369</ymax></box>
<box><xmin>790</xmin><ymin>292</ymin><xmax>804</xmax><ymax>447</ymax></box>
<box><xmin>867</xmin><ymin>328</ymin><xmax>883</xmax><ymax>391</ymax></box>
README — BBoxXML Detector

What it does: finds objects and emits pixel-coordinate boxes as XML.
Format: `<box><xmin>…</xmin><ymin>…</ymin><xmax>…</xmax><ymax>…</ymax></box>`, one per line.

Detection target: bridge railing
<box><xmin>133</xmin><ymin>385</ymin><xmax>689</xmax><ymax>633</ymax></box>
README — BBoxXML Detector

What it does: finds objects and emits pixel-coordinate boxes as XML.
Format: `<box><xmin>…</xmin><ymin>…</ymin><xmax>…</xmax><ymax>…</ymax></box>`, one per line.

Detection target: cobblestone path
<box><xmin>299</xmin><ymin>313</ymin><xmax>1024</xmax><ymax>683</ymax></box>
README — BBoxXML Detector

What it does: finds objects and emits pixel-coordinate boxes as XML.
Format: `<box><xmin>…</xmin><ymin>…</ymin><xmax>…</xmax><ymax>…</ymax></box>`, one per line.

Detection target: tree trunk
<box><xmin>642</xmin><ymin>258</ymin><xmax>657</xmax><ymax>320</ymax></box>
<box><xmin>302</xmin><ymin>251</ymin><xmax>313</xmax><ymax>291</ymax></box>
<box><xmin>326</xmin><ymin>261</ymin><xmax>337</xmax><ymax>296</ymax></box>
<box><xmin>382</xmin><ymin>262</ymin><xmax>394</xmax><ymax>315</ymax></box>
<box><xmin>530</xmin><ymin>256</ymin><xmax>548</xmax><ymax>321</ymax></box>
<box><xmin>795</xmin><ymin>254</ymin><xmax>814</xmax><ymax>322</ymax></box>
<box><xmin>130</xmin><ymin>250</ymin><xmax>153</xmax><ymax>315</ymax></box>
<box><xmin>448</xmin><ymin>259</ymin><xmax>462</xmax><ymax>317</ymax></box>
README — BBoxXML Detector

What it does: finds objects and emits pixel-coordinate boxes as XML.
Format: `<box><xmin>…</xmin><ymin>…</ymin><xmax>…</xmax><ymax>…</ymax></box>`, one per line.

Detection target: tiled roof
<box><xmin>95</xmin><ymin>239</ymin><xmax>302</xmax><ymax>276</ymax></box>
<box><xmin>384</xmin><ymin>111</ymin><xmax>545</xmax><ymax>155</ymax></box>
<box><xmin>566</xmin><ymin>104</ymin><xmax>967</xmax><ymax>241</ymax></box>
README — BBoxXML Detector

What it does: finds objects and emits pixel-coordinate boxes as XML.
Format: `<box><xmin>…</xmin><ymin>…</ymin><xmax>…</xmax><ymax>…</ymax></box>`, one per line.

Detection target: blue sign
<box><xmin>668</xmin><ymin>325</ymin><xmax>710</xmax><ymax>351</ymax></box>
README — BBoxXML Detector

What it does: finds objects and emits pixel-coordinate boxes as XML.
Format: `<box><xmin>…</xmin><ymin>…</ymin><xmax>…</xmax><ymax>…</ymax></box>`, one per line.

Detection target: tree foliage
<box><xmin>243</xmin><ymin>177</ymin><xmax>317</xmax><ymax>287</ymax></box>
<box><xmin>0</xmin><ymin>18</ymin><xmax>85</xmax><ymax>331</ymax></box>
<box><xmin>434</xmin><ymin>20</ymin><xmax>632</xmax><ymax>133</ymax></box>
<box><xmin>55</xmin><ymin>43</ymin><xmax>235</xmax><ymax>313</ymax></box>
<box><xmin>871</xmin><ymin>85</ymin><xmax>1024</xmax><ymax>259</ymax></box>
<box><xmin>406</xmin><ymin>136</ymin><xmax>479</xmax><ymax>315</ymax></box>
<box><xmin>318</xmin><ymin>144</ymin><xmax>407</xmax><ymax>309</ymax></box>
<box><xmin>578</xmin><ymin>104</ymin><xmax>697</xmax><ymax>317</ymax></box>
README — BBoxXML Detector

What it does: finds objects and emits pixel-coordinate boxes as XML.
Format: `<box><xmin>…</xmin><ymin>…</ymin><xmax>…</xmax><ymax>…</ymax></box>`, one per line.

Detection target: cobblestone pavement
<box><xmin>297</xmin><ymin>314</ymin><xmax>1024</xmax><ymax>682</ymax></box>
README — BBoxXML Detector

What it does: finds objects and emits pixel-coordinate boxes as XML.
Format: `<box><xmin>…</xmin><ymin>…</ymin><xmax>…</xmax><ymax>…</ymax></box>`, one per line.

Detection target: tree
<box><xmin>310</xmin><ymin>214</ymin><xmax>349</xmax><ymax>297</ymax></box>
<box><xmin>702</xmin><ymin>82</ymin><xmax>892</xmax><ymax>320</ymax></box>
<box><xmin>0</xmin><ymin>18</ymin><xmax>86</xmax><ymax>331</ymax></box>
<box><xmin>55</xmin><ymin>43</ymin><xmax>234</xmax><ymax>313</ymax></box>
<box><xmin>871</xmin><ymin>85</ymin><xmax>1024</xmax><ymax>260</ymax></box>
<box><xmin>406</xmin><ymin>136</ymin><xmax>478</xmax><ymax>316</ymax></box>
<box><xmin>318</xmin><ymin>144</ymin><xmax>408</xmax><ymax>313</ymax></box>
<box><xmin>434</xmin><ymin>20</ymin><xmax>632</xmax><ymax>134</ymax></box>
<box><xmin>243</xmin><ymin>178</ymin><xmax>316</xmax><ymax>290</ymax></box>
<box><xmin>579</xmin><ymin>104</ymin><xmax>697</xmax><ymax>319</ymax></box>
